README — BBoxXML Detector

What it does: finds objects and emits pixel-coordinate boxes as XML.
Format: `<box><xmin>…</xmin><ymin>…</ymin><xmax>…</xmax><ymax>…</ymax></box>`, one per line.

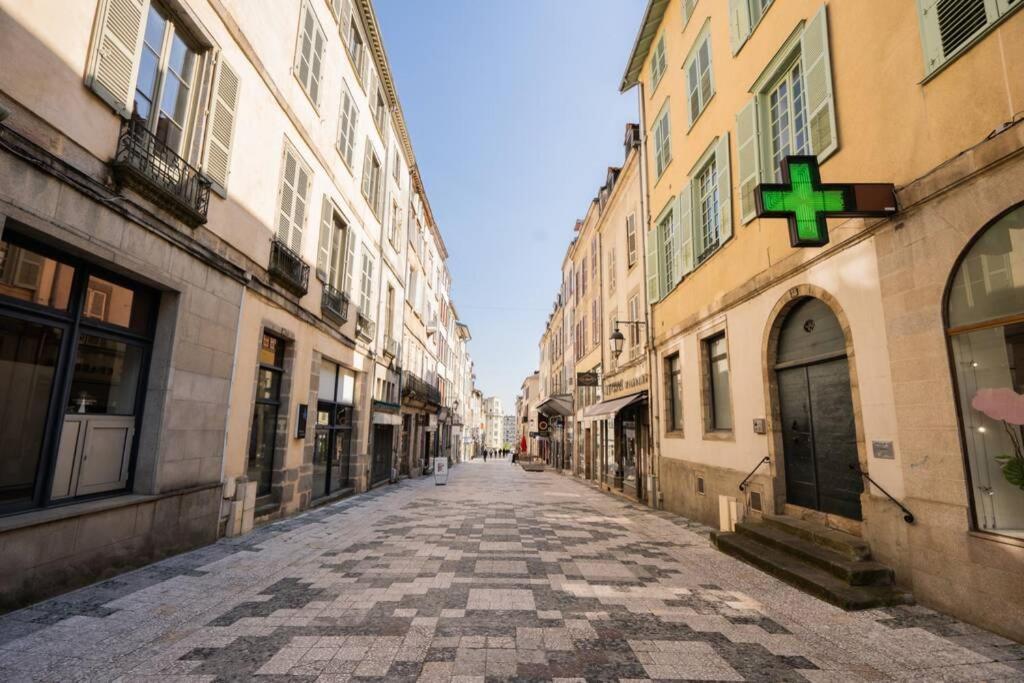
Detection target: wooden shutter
<box><xmin>316</xmin><ymin>196</ymin><xmax>333</xmax><ymax>280</ymax></box>
<box><xmin>667</xmin><ymin>201</ymin><xmax>681</xmax><ymax>291</ymax></box>
<box><xmin>736</xmin><ymin>97</ymin><xmax>761</xmax><ymax>223</ymax></box>
<box><xmin>920</xmin><ymin>0</ymin><xmax>998</xmax><ymax>73</ymax></box>
<box><xmin>344</xmin><ymin>232</ymin><xmax>357</xmax><ymax>297</ymax></box>
<box><xmin>203</xmin><ymin>57</ymin><xmax>240</xmax><ymax>194</ymax></box>
<box><xmin>716</xmin><ymin>132</ymin><xmax>733</xmax><ymax>244</ymax></box>
<box><xmin>645</xmin><ymin>226</ymin><xmax>661</xmax><ymax>304</ymax></box>
<box><xmin>285</xmin><ymin>157</ymin><xmax>310</xmax><ymax>254</ymax></box>
<box><xmin>729</xmin><ymin>0</ymin><xmax>751</xmax><ymax>54</ymax></box>
<box><xmin>801</xmin><ymin>5</ymin><xmax>839</xmax><ymax>160</ymax></box>
<box><xmin>87</xmin><ymin>0</ymin><xmax>147</xmax><ymax>116</ymax></box>
<box><xmin>277</xmin><ymin>150</ymin><xmax>297</xmax><ymax>243</ymax></box>
<box><xmin>341</xmin><ymin>0</ymin><xmax>353</xmax><ymax>33</ymax></box>
<box><xmin>678</xmin><ymin>182</ymin><xmax>694</xmax><ymax>277</ymax></box>
<box><xmin>361</xmin><ymin>145</ymin><xmax>372</xmax><ymax>198</ymax></box>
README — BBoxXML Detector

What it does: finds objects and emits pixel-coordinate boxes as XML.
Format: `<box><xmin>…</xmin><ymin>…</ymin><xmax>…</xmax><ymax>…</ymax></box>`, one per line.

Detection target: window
<box><xmin>581</xmin><ymin>258</ymin><xmax>587</xmax><ymax>296</ymax></box>
<box><xmin>294</xmin><ymin>2</ymin><xmax>326</xmax><ymax>107</ymax></box>
<box><xmin>695</xmin><ymin>155</ymin><xmax>720</xmax><ymax>262</ymax></box>
<box><xmin>919</xmin><ymin>0</ymin><xmax>1020</xmax><ymax>75</ymax></box>
<box><xmin>592</xmin><ymin>300</ymin><xmax>599</xmax><ymax>347</ymax></box>
<box><xmin>767</xmin><ymin>60</ymin><xmax>810</xmax><ymax>181</ymax></box>
<box><xmin>385</xmin><ymin>285</ymin><xmax>395</xmax><ymax>339</ymax></box>
<box><xmin>389</xmin><ymin>199</ymin><xmax>400</xmax><ymax>245</ymax></box>
<box><xmin>730</xmin><ymin>0</ymin><xmax>775</xmax><ymax>53</ymax></box>
<box><xmin>277</xmin><ymin>144</ymin><xmax>312</xmax><ymax>253</ymax></box>
<box><xmin>373</xmin><ymin>89</ymin><xmax>387</xmax><ymax>132</ymax></box>
<box><xmin>626</xmin><ymin>214</ymin><xmax>637</xmax><ymax>268</ymax></box>
<box><xmin>659</xmin><ymin>208</ymin><xmax>676</xmax><ymax>294</ymax></box>
<box><xmin>361</xmin><ymin>142</ymin><xmax>383</xmax><ymax>216</ymax></box>
<box><xmin>132</xmin><ymin>4</ymin><xmax>199</xmax><ymax>154</ymax></box>
<box><xmin>736</xmin><ymin>6</ymin><xmax>836</xmax><ymax>222</ymax></box>
<box><xmin>704</xmin><ymin>333</ymin><xmax>732</xmax><ymax>432</ymax></box>
<box><xmin>591</xmin><ymin>239</ymin><xmax>598</xmax><ymax>281</ymax></box>
<box><xmin>316</xmin><ymin>199</ymin><xmax>351</xmax><ymax>290</ymax></box>
<box><xmin>685</xmin><ymin>29</ymin><xmax>714</xmax><ymax>125</ymax></box>
<box><xmin>346</xmin><ymin>19</ymin><xmax>366</xmax><ymax>80</ymax></box>
<box><xmin>650</xmin><ymin>35</ymin><xmax>667</xmax><ymax>89</ymax></box>
<box><xmin>392</xmin><ymin>148</ymin><xmax>401</xmax><ymax>182</ymax></box>
<box><xmin>664</xmin><ymin>353</ymin><xmax>682</xmax><ymax>433</ymax></box>
<box><xmin>607</xmin><ymin>245</ymin><xmax>616</xmax><ymax>293</ymax></box>
<box><xmin>947</xmin><ymin>203</ymin><xmax>1024</xmax><ymax>537</ymax></box>
<box><xmin>359</xmin><ymin>252</ymin><xmax>374</xmax><ymax>315</ymax></box>
<box><xmin>337</xmin><ymin>82</ymin><xmax>358</xmax><ymax>168</ymax></box>
<box><xmin>653</xmin><ymin>103</ymin><xmax>672</xmax><ymax>178</ymax></box>
<box><xmin>682</xmin><ymin>0</ymin><xmax>698</xmax><ymax>25</ymax></box>
<box><xmin>628</xmin><ymin>295</ymin><xmax>643</xmax><ymax>358</ymax></box>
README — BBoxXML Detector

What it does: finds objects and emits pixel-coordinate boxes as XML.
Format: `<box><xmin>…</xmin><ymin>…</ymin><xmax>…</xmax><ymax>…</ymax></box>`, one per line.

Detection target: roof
<box><xmin>620</xmin><ymin>0</ymin><xmax>669</xmax><ymax>92</ymax></box>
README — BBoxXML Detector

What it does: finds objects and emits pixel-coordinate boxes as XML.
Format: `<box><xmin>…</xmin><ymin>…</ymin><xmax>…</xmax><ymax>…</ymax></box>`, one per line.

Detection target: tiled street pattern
<box><xmin>0</xmin><ymin>461</ymin><xmax>1022</xmax><ymax>682</ymax></box>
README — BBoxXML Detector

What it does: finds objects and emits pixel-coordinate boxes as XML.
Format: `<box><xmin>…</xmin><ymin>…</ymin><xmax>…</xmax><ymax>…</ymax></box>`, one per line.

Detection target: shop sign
<box><xmin>754</xmin><ymin>156</ymin><xmax>896</xmax><ymax>248</ymax></box>
<box><xmin>577</xmin><ymin>371</ymin><xmax>599</xmax><ymax>387</ymax></box>
<box><xmin>537</xmin><ymin>418</ymin><xmax>550</xmax><ymax>436</ymax></box>
<box><xmin>603</xmin><ymin>368</ymin><xmax>648</xmax><ymax>399</ymax></box>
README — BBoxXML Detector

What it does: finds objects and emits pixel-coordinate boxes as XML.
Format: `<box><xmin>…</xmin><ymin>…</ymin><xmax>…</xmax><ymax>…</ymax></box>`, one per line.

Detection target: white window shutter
<box><xmin>344</xmin><ymin>232</ymin><xmax>357</xmax><ymax>297</ymax></box>
<box><xmin>801</xmin><ymin>5</ymin><xmax>839</xmax><ymax>161</ymax></box>
<box><xmin>316</xmin><ymin>196</ymin><xmax>332</xmax><ymax>280</ymax></box>
<box><xmin>290</xmin><ymin>165</ymin><xmax>309</xmax><ymax>253</ymax></box>
<box><xmin>736</xmin><ymin>97</ymin><xmax>761</xmax><ymax>223</ymax></box>
<box><xmin>361</xmin><ymin>145</ymin><xmax>372</xmax><ymax>197</ymax></box>
<box><xmin>729</xmin><ymin>0</ymin><xmax>751</xmax><ymax>54</ymax></box>
<box><xmin>341</xmin><ymin>0</ymin><xmax>353</xmax><ymax>32</ymax></box>
<box><xmin>277</xmin><ymin>151</ymin><xmax>297</xmax><ymax>243</ymax></box>
<box><xmin>716</xmin><ymin>132</ymin><xmax>733</xmax><ymax>244</ymax></box>
<box><xmin>203</xmin><ymin>57</ymin><xmax>240</xmax><ymax>194</ymax></box>
<box><xmin>87</xmin><ymin>0</ymin><xmax>148</xmax><ymax>117</ymax></box>
<box><xmin>678</xmin><ymin>182</ymin><xmax>694</xmax><ymax>277</ymax></box>
<box><xmin>645</xmin><ymin>226</ymin><xmax>661</xmax><ymax>304</ymax></box>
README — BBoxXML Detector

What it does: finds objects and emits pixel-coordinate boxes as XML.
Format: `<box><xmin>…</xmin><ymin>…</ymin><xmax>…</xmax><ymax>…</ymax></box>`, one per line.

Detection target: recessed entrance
<box><xmin>774</xmin><ymin>297</ymin><xmax>863</xmax><ymax>520</ymax></box>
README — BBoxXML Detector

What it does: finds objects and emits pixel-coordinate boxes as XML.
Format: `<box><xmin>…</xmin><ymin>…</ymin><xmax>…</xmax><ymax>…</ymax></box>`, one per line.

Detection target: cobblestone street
<box><xmin>0</xmin><ymin>461</ymin><xmax>1021</xmax><ymax>682</ymax></box>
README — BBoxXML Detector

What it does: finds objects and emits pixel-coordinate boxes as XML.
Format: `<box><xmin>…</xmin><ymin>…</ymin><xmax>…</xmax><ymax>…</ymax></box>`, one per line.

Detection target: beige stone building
<box><xmin>622</xmin><ymin>0</ymin><xmax>1024</xmax><ymax>639</ymax></box>
<box><xmin>0</xmin><ymin>0</ymin><xmax>478</xmax><ymax>607</ymax></box>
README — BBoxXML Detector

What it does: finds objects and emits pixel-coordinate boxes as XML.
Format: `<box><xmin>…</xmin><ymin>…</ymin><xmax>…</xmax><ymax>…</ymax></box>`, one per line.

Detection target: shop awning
<box><xmin>582</xmin><ymin>391</ymin><xmax>647</xmax><ymax>419</ymax></box>
<box><xmin>537</xmin><ymin>394</ymin><xmax>573</xmax><ymax>417</ymax></box>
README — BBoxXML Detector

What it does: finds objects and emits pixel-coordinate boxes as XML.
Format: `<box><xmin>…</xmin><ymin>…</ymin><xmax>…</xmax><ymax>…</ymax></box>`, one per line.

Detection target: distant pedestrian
<box><xmin>484</xmin><ymin>449</ymin><xmax>488</xmax><ymax>462</ymax></box>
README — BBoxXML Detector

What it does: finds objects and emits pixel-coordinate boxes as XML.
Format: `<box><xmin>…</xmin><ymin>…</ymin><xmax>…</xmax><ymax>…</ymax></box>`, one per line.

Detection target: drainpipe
<box><xmin>636</xmin><ymin>83</ymin><xmax>664</xmax><ymax>510</ymax></box>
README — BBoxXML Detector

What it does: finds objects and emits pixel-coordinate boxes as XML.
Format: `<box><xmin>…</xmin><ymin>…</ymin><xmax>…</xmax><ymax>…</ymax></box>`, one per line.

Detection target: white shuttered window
<box><xmin>294</xmin><ymin>2</ymin><xmax>326</xmax><ymax>108</ymax></box>
<box><xmin>337</xmin><ymin>82</ymin><xmax>358</xmax><ymax>167</ymax></box>
<box><xmin>276</xmin><ymin>145</ymin><xmax>312</xmax><ymax>254</ymax></box>
<box><xmin>203</xmin><ymin>58</ymin><xmax>240</xmax><ymax>193</ymax></box>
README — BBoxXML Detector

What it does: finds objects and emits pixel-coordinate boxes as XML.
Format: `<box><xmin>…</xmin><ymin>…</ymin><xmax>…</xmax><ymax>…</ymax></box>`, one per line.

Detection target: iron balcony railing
<box><xmin>321</xmin><ymin>283</ymin><xmax>349</xmax><ymax>325</ymax></box>
<box><xmin>268</xmin><ymin>238</ymin><xmax>309</xmax><ymax>297</ymax></box>
<box><xmin>111</xmin><ymin>117</ymin><xmax>211</xmax><ymax>227</ymax></box>
<box><xmin>356</xmin><ymin>310</ymin><xmax>376</xmax><ymax>342</ymax></box>
<box><xmin>402</xmin><ymin>371</ymin><xmax>441</xmax><ymax>406</ymax></box>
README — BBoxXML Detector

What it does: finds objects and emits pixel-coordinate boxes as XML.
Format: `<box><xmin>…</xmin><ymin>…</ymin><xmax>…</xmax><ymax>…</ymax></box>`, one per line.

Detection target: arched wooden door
<box><xmin>775</xmin><ymin>298</ymin><xmax>863</xmax><ymax>520</ymax></box>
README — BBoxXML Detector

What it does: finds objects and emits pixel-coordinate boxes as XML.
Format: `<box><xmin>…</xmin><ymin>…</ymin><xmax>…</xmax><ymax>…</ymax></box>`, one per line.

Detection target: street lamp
<box><xmin>609</xmin><ymin>319</ymin><xmax>646</xmax><ymax>360</ymax></box>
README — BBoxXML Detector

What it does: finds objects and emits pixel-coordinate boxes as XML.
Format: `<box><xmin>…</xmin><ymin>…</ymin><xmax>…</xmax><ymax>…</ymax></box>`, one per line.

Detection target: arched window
<box><xmin>947</xmin><ymin>204</ymin><xmax>1024</xmax><ymax>538</ymax></box>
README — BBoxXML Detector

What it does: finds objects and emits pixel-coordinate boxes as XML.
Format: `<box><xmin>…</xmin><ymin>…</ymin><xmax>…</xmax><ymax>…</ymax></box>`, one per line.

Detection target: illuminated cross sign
<box><xmin>754</xmin><ymin>156</ymin><xmax>897</xmax><ymax>248</ymax></box>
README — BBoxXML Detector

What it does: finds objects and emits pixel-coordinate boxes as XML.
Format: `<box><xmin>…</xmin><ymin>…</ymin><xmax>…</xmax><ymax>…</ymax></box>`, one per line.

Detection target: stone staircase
<box><xmin>711</xmin><ymin>514</ymin><xmax>912</xmax><ymax>610</ymax></box>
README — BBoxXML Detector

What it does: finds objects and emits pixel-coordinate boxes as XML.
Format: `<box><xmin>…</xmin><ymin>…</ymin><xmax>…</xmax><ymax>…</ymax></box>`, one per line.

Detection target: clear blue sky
<box><xmin>375</xmin><ymin>0</ymin><xmax>645</xmax><ymax>413</ymax></box>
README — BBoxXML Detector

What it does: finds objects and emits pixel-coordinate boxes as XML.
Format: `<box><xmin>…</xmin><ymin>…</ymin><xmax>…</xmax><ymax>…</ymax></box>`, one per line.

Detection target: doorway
<box><xmin>371</xmin><ymin>424</ymin><xmax>393</xmax><ymax>485</ymax></box>
<box><xmin>310</xmin><ymin>360</ymin><xmax>354</xmax><ymax>500</ymax></box>
<box><xmin>774</xmin><ymin>297</ymin><xmax>863</xmax><ymax>520</ymax></box>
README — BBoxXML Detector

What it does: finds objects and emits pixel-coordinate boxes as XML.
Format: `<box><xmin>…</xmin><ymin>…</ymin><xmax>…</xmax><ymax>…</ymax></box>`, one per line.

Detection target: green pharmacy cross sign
<box><xmin>754</xmin><ymin>156</ymin><xmax>898</xmax><ymax>248</ymax></box>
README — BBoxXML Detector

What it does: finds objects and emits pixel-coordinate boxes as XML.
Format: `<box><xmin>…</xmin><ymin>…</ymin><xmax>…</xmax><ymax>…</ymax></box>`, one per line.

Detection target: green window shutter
<box><xmin>645</xmin><ymin>226</ymin><xmax>661</xmax><ymax>304</ymax></box>
<box><xmin>716</xmin><ymin>132</ymin><xmax>733</xmax><ymax>244</ymax></box>
<box><xmin>801</xmin><ymin>5</ymin><xmax>839</xmax><ymax>161</ymax></box>
<box><xmin>678</xmin><ymin>183</ymin><xmax>693</xmax><ymax>277</ymax></box>
<box><xmin>203</xmin><ymin>57</ymin><xmax>240</xmax><ymax>195</ymax></box>
<box><xmin>735</xmin><ymin>98</ymin><xmax>761</xmax><ymax>223</ymax></box>
<box><xmin>316</xmin><ymin>196</ymin><xmax>332</xmax><ymax>281</ymax></box>
<box><xmin>729</xmin><ymin>0</ymin><xmax>751</xmax><ymax>54</ymax></box>
<box><xmin>920</xmin><ymin>0</ymin><xmax>1000</xmax><ymax>74</ymax></box>
<box><xmin>86</xmin><ymin>0</ymin><xmax>148</xmax><ymax>117</ymax></box>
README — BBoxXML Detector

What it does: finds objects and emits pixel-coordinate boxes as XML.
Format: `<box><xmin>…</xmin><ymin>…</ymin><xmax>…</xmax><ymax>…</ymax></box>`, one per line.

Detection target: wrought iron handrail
<box><xmin>268</xmin><ymin>238</ymin><xmax>309</xmax><ymax>296</ymax></box>
<box><xmin>850</xmin><ymin>463</ymin><xmax>915</xmax><ymax>524</ymax></box>
<box><xmin>321</xmin><ymin>283</ymin><xmax>349</xmax><ymax>323</ymax></box>
<box><xmin>739</xmin><ymin>456</ymin><xmax>770</xmax><ymax>492</ymax></box>
<box><xmin>112</xmin><ymin>117</ymin><xmax>211</xmax><ymax>226</ymax></box>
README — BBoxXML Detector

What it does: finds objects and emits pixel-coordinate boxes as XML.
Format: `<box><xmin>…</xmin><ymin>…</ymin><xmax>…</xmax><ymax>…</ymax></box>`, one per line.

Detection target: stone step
<box><xmin>761</xmin><ymin>514</ymin><xmax>871</xmax><ymax>561</ymax></box>
<box><xmin>734</xmin><ymin>521</ymin><xmax>893</xmax><ymax>586</ymax></box>
<box><xmin>711</xmin><ymin>531</ymin><xmax>913</xmax><ymax>611</ymax></box>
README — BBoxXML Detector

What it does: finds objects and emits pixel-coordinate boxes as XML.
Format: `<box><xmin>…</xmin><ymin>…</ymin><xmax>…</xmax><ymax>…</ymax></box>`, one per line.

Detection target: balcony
<box><xmin>111</xmin><ymin>117</ymin><xmax>211</xmax><ymax>227</ymax></box>
<box><xmin>402</xmin><ymin>371</ymin><xmax>441</xmax><ymax>406</ymax></box>
<box><xmin>321</xmin><ymin>283</ymin><xmax>349</xmax><ymax>325</ymax></box>
<box><xmin>356</xmin><ymin>310</ymin><xmax>376</xmax><ymax>342</ymax></box>
<box><xmin>268</xmin><ymin>238</ymin><xmax>309</xmax><ymax>297</ymax></box>
<box><xmin>383</xmin><ymin>335</ymin><xmax>399</xmax><ymax>359</ymax></box>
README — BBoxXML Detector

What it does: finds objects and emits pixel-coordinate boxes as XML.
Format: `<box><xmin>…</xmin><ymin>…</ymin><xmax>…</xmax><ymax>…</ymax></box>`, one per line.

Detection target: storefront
<box><xmin>312</xmin><ymin>360</ymin><xmax>355</xmax><ymax>499</ymax></box>
<box><xmin>583</xmin><ymin>392</ymin><xmax>648</xmax><ymax>500</ymax></box>
<box><xmin>537</xmin><ymin>394</ymin><xmax>572</xmax><ymax>470</ymax></box>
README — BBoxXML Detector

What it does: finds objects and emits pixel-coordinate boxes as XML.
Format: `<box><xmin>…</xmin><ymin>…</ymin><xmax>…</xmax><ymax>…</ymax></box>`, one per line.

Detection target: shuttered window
<box><xmin>203</xmin><ymin>58</ymin><xmax>239</xmax><ymax>193</ymax></box>
<box><xmin>658</xmin><ymin>207</ymin><xmax>677</xmax><ymax>296</ymax></box>
<box><xmin>685</xmin><ymin>29</ymin><xmax>714</xmax><ymax>126</ymax></box>
<box><xmin>626</xmin><ymin>214</ymin><xmax>637</xmax><ymax>267</ymax></box>
<box><xmin>607</xmin><ymin>244</ymin><xmax>616</xmax><ymax>293</ymax></box>
<box><xmin>87</xmin><ymin>0</ymin><xmax>148</xmax><ymax>116</ymax></box>
<box><xmin>919</xmin><ymin>0</ymin><xmax>1018</xmax><ymax>74</ymax></box>
<box><xmin>346</xmin><ymin>17</ymin><xmax>366</xmax><ymax>82</ymax></box>
<box><xmin>316</xmin><ymin>198</ymin><xmax>350</xmax><ymax>289</ymax></box>
<box><xmin>653</xmin><ymin>103</ymin><xmax>672</xmax><ymax>178</ymax></box>
<box><xmin>359</xmin><ymin>252</ymin><xmax>374</xmax><ymax>316</ymax></box>
<box><xmin>361</xmin><ymin>141</ymin><xmax>383</xmax><ymax>216</ymax></box>
<box><xmin>682</xmin><ymin>0</ymin><xmax>698</xmax><ymax>25</ymax></box>
<box><xmin>730</xmin><ymin>0</ymin><xmax>775</xmax><ymax>54</ymax></box>
<box><xmin>294</xmin><ymin>2</ymin><xmax>326</xmax><ymax>108</ymax></box>
<box><xmin>767</xmin><ymin>60</ymin><xmax>810</xmax><ymax>181</ymax></box>
<box><xmin>650</xmin><ymin>36</ymin><xmax>667</xmax><ymax>90</ymax></box>
<box><xmin>276</xmin><ymin>144</ymin><xmax>312</xmax><ymax>253</ymax></box>
<box><xmin>337</xmin><ymin>82</ymin><xmax>358</xmax><ymax>168</ymax></box>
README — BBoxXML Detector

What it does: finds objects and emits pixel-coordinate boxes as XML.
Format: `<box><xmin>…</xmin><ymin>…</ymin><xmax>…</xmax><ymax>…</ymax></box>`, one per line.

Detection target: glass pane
<box><xmin>0</xmin><ymin>316</ymin><xmax>63</xmax><ymax>505</ymax></box>
<box><xmin>710</xmin><ymin>338</ymin><xmax>733</xmax><ymax>431</ymax></box>
<box><xmin>312</xmin><ymin>430</ymin><xmax>329</xmax><ymax>499</ymax></box>
<box><xmin>948</xmin><ymin>206</ymin><xmax>1024</xmax><ymax>328</ymax></box>
<box><xmin>143</xmin><ymin>5</ymin><xmax>166</xmax><ymax>52</ymax></box>
<box><xmin>155</xmin><ymin>114</ymin><xmax>184</xmax><ymax>153</ymax></box>
<box><xmin>259</xmin><ymin>333</ymin><xmax>285</xmax><ymax>367</ymax></box>
<box><xmin>67</xmin><ymin>335</ymin><xmax>142</xmax><ymax>416</ymax></box>
<box><xmin>82</xmin><ymin>275</ymin><xmax>155</xmax><ymax>335</ymax></box>
<box><xmin>159</xmin><ymin>73</ymin><xmax>189</xmax><ymax>126</ymax></box>
<box><xmin>338</xmin><ymin>368</ymin><xmax>355</xmax><ymax>405</ymax></box>
<box><xmin>248</xmin><ymin>402</ymin><xmax>277</xmax><ymax>497</ymax></box>
<box><xmin>135</xmin><ymin>47</ymin><xmax>161</xmax><ymax>113</ymax></box>
<box><xmin>319</xmin><ymin>360</ymin><xmax>338</xmax><ymax>402</ymax></box>
<box><xmin>0</xmin><ymin>240</ymin><xmax>75</xmax><ymax>311</ymax></box>
<box><xmin>333</xmin><ymin>429</ymin><xmax>351</xmax><ymax>490</ymax></box>
<box><xmin>168</xmin><ymin>33</ymin><xmax>195</xmax><ymax>82</ymax></box>
<box><xmin>256</xmin><ymin>367</ymin><xmax>280</xmax><ymax>401</ymax></box>
<box><xmin>951</xmin><ymin>323</ymin><xmax>1024</xmax><ymax>535</ymax></box>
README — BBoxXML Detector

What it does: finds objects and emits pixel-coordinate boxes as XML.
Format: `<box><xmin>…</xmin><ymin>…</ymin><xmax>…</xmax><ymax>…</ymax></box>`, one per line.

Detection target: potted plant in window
<box><xmin>971</xmin><ymin>388</ymin><xmax>1024</xmax><ymax>490</ymax></box>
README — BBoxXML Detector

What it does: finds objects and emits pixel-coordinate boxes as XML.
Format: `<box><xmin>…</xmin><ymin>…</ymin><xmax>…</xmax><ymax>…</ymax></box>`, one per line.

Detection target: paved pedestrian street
<box><xmin>0</xmin><ymin>461</ymin><xmax>1021</xmax><ymax>683</ymax></box>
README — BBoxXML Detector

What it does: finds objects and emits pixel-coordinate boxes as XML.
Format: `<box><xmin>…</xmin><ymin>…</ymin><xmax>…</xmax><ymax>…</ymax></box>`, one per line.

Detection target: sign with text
<box><xmin>432</xmin><ymin>457</ymin><xmax>448</xmax><ymax>485</ymax></box>
<box><xmin>754</xmin><ymin>156</ymin><xmax>896</xmax><ymax>248</ymax></box>
<box><xmin>576</xmin><ymin>371</ymin><xmax>599</xmax><ymax>387</ymax></box>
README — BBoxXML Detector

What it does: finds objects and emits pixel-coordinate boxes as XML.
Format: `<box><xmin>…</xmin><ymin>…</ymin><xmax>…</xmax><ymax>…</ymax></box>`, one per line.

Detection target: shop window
<box><xmin>314</xmin><ymin>360</ymin><xmax>354</xmax><ymax>498</ymax></box>
<box><xmin>947</xmin><ymin>204</ymin><xmax>1024</xmax><ymax>538</ymax></box>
